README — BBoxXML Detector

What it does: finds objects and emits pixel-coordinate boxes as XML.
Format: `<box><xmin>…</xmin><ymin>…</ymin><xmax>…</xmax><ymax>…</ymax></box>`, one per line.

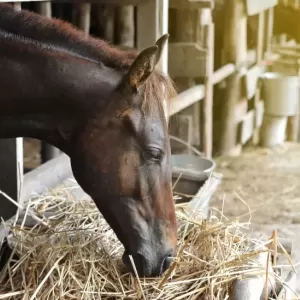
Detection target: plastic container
<box><xmin>261</xmin><ymin>72</ymin><xmax>300</xmax><ymax>116</ymax></box>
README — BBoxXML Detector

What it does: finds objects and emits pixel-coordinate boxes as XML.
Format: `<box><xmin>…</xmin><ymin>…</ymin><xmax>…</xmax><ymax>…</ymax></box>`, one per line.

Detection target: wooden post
<box><xmin>0</xmin><ymin>139</ymin><xmax>23</xmax><ymax>221</ymax></box>
<box><xmin>137</xmin><ymin>0</ymin><xmax>169</xmax><ymax>120</ymax></box>
<box><xmin>116</xmin><ymin>6</ymin><xmax>135</xmax><ymax>48</ymax></box>
<box><xmin>252</xmin><ymin>11</ymin><xmax>265</xmax><ymax>145</ymax></box>
<box><xmin>96</xmin><ymin>5</ymin><xmax>115</xmax><ymax>43</ymax></box>
<box><xmin>170</xmin><ymin>8</ymin><xmax>201</xmax><ymax>148</ymax></box>
<box><xmin>202</xmin><ymin>13</ymin><xmax>214</xmax><ymax>158</ymax></box>
<box><xmin>37</xmin><ymin>1</ymin><xmax>52</xmax><ymax>18</ymax></box>
<box><xmin>264</xmin><ymin>8</ymin><xmax>274</xmax><ymax>55</ymax></box>
<box><xmin>79</xmin><ymin>3</ymin><xmax>91</xmax><ymax>35</ymax></box>
<box><xmin>137</xmin><ymin>0</ymin><xmax>169</xmax><ymax>73</ymax></box>
<box><xmin>218</xmin><ymin>0</ymin><xmax>247</xmax><ymax>155</ymax></box>
<box><xmin>13</xmin><ymin>2</ymin><xmax>21</xmax><ymax>11</ymax></box>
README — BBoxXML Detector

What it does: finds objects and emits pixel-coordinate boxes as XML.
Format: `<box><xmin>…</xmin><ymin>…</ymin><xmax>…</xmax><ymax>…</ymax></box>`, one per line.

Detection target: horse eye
<box><xmin>145</xmin><ymin>148</ymin><xmax>163</xmax><ymax>162</ymax></box>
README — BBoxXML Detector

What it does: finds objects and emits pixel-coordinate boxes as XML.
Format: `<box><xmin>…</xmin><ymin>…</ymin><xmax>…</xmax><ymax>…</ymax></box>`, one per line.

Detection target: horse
<box><xmin>0</xmin><ymin>4</ymin><xmax>178</xmax><ymax>277</ymax></box>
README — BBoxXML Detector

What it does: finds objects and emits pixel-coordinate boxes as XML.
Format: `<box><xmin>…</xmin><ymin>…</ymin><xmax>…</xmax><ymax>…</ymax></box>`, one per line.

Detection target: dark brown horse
<box><xmin>0</xmin><ymin>4</ymin><xmax>177</xmax><ymax>277</ymax></box>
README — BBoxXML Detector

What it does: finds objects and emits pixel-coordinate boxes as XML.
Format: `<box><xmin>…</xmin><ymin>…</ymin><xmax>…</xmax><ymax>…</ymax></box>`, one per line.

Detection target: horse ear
<box><xmin>124</xmin><ymin>34</ymin><xmax>170</xmax><ymax>92</ymax></box>
<box><xmin>125</xmin><ymin>45</ymin><xmax>159</xmax><ymax>91</ymax></box>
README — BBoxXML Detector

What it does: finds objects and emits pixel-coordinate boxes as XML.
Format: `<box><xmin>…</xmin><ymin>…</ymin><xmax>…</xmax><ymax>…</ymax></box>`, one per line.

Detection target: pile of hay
<box><xmin>0</xmin><ymin>188</ymin><xmax>288</xmax><ymax>300</ymax></box>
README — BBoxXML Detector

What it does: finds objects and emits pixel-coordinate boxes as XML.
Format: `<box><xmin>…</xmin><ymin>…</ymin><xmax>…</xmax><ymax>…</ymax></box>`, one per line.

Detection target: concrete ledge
<box><xmin>21</xmin><ymin>153</ymin><xmax>73</xmax><ymax>203</ymax></box>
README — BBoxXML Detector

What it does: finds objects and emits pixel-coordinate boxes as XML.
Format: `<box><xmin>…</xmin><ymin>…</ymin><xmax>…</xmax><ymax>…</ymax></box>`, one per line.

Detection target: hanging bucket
<box><xmin>260</xmin><ymin>72</ymin><xmax>300</xmax><ymax>116</ymax></box>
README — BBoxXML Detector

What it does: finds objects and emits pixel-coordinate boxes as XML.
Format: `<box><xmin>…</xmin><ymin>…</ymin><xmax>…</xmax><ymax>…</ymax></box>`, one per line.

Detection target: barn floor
<box><xmin>23</xmin><ymin>139</ymin><xmax>300</xmax><ymax>293</ymax></box>
<box><xmin>211</xmin><ymin>142</ymin><xmax>300</xmax><ymax>293</ymax></box>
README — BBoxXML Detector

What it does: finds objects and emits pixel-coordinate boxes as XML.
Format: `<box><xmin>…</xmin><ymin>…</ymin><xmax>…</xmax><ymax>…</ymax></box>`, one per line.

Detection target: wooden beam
<box><xmin>169</xmin><ymin>85</ymin><xmax>205</xmax><ymax>117</ymax></box>
<box><xmin>212</xmin><ymin>64</ymin><xmax>235</xmax><ymax>85</ymax></box>
<box><xmin>219</xmin><ymin>0</ymin><xmax>248</xmax><ymax>155</ymax></box>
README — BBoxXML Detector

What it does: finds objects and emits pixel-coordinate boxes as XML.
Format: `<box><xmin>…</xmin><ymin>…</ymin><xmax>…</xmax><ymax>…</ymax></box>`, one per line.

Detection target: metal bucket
<box><xmin>171</xmin><ymin>154</ymin><xmax>215</xmax><ymax>183</ymax></box>
<box><xmin>261</xmin><ymin>72</ymin><xmax>300</xmax><ymax>116</ymax></box>
<box><xmin>171</xmin><ymin>154</ymin><xmax>217</xmax><ymax>218</ymax></box>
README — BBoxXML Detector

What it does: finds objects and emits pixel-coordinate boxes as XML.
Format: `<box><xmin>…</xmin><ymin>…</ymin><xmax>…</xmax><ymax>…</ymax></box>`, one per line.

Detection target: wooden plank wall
<box><xmin>168</xmin><ymin>0</ymin><xmax>277</xmax><ymax>157</ymax></box>
<box><xmin>215</xmin><ymin>0</ymin><xmax>276</xmax><ymax>156</ymax></box>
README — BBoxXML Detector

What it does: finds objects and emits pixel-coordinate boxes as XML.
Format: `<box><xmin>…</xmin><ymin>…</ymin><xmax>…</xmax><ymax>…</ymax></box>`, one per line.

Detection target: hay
<box><xmin>0</xmin><ymin>188</ymin><xmax>293</xmax><ymax>300</ymax></box>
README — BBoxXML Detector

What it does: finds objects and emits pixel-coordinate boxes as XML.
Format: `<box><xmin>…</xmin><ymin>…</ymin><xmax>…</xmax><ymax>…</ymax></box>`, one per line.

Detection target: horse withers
<box><xmin>0</xmin><ymin>4</ymin><xmax>177</xmax><ymax>277</ymax></box>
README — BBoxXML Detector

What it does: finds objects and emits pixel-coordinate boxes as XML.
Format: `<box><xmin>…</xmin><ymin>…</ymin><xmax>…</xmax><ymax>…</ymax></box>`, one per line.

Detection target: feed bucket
<box><xmin>171</xmin><ymin>154</ymin><xmax>216</xmax><ymax>218</ymax></box>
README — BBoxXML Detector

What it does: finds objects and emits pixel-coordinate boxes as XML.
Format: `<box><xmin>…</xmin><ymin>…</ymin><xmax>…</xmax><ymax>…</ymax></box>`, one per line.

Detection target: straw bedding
<box><xmin>0</xmin><ymin>188</ymin><xmax>289</xmax><ymax>300</ymax></box>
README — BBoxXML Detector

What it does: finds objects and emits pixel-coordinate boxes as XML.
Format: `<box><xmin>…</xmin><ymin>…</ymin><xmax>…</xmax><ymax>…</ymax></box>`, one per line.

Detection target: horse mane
<box><xmin>0</xmin><ymin>3</ymin><xmax>177</xmax><ymax>113</ymax></box>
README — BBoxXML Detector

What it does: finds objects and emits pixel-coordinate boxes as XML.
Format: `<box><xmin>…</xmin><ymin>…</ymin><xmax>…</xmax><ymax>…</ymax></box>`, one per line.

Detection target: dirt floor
<box><xmin>23</xmin><ymin>139</ymin><xmax>300</xmax><ymax>293</ymax></box>
<box><xmin>211</xmin><ymin>142</ymin><xmax>300</xmax><ymax>294</ymax></box>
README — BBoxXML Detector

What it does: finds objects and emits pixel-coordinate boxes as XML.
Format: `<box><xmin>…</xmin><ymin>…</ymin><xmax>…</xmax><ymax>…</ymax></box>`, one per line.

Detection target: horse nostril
<box><xmin>122</xmin><ymin>252</ymin><xmax>144</xmax><ymax>276</ymax></box>
<box><xmin>161</xmin><ymin>254</ymin><xmax>173</xmax><ymax>274</ymax></box>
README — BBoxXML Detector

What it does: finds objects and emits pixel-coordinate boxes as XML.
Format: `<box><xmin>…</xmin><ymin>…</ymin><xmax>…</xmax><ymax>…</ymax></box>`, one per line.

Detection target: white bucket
<box><xmin>260</xmin><ymin>114</ymin><xmax>287</xmax><ymax>148</ymax></box>
<box><xmin>261</xmin><ymin>72</ymin><xmax>300</xmax><ymax>116</ymax></box>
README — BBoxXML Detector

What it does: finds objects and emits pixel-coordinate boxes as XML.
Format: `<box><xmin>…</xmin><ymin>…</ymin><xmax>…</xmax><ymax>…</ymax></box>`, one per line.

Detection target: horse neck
<box><xmin>0</xmin><ymin>35</ymin><xmax>119</xmax><ymax>154</ymax></box>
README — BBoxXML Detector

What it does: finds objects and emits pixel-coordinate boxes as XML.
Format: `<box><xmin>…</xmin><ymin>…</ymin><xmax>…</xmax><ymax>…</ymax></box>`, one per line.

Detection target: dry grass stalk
<box><xmin>0</xmin><ymin>189</ymin><xmax>294</xmax><ymax>300</ymax></box>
